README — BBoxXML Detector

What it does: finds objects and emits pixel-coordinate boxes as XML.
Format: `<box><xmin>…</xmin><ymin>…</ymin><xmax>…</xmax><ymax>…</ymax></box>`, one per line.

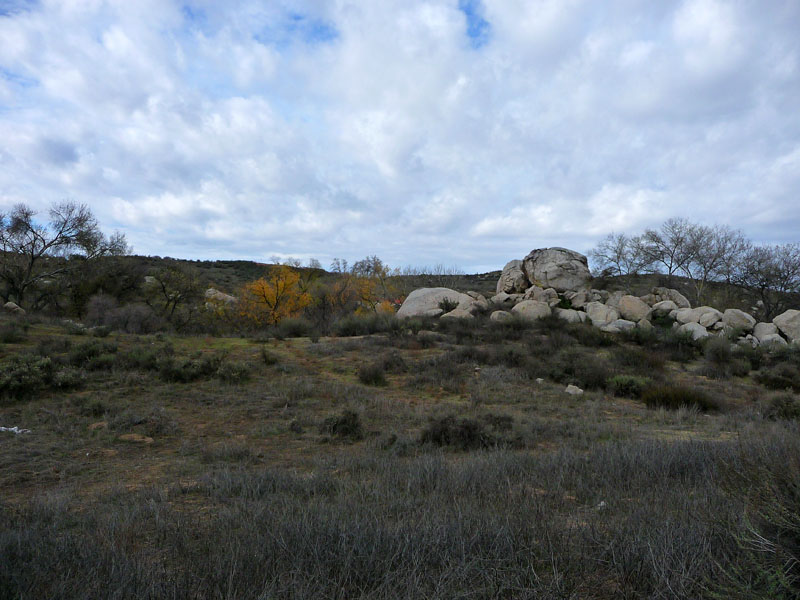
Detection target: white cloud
<box><xmin>0</xmin><ymin>0</ymin><xmax>799</xmax><ymax>270</ymax></box>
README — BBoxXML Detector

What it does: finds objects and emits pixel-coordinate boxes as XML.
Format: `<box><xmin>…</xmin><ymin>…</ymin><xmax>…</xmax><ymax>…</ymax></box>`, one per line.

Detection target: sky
<box><xmin>0</xmin><ymin>0</ymin><xmax>799</xmax><ymax>273</ymax></box>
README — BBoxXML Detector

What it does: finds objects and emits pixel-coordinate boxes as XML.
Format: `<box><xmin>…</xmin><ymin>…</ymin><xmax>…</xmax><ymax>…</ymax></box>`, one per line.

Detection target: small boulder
<box><xmin>466</xmin><ymin>292</ymin><xmax>490</xmax><ymax>311</ymax></box>
<box><xmin>609</xmin><ymin>319</ymin><xmax>636</xmax><ymax>331</ymax></box>
<box><xmin>489</xmin><ymin>310</ymin><xmax>513</xmax><ymax>323</ymax></box>
<box><xmin>441</xmin><ymin>307</ymin><xmax>474</xmax><ymax>320</ymax></box>
<box><xmin>564</xmin><ymin>289</ymin><xmax>588</xmax><ymax>309</ymax></box>
<box><xmin>677</xmin><ymin>322</ymin><xmax>710</xmax><ymax>341</ymax></box>
<box><xmin>496</xmin><ymin>260</ymin><xmax>529</xmax><ymax>294</ymax></box>
<box><xmin>490</xmin><ymin>292</ymin><xmax>522</xmax><ymax>310</ymax></box>
<box><xmin>585</xmin><ymin>301</ymin><xmax>620</xmax><ymax>327</ymax></box>
<box><xmin>773</xmin><ymin>310</ymin><xmax>800</xmax><ymax>343</ymax></box>
<box><xmin>698</xmin><ymin>308</ymin><xmax>723</xmax><ymax>329</ymax></box>
<box><xmin>753</xmin><ymin>322</ymin><xmax>778</xmax><ymax>343</ymax></box>
<box><xmin>204</xmin><ymin>288</ymin><xmax>236</xmax><ymax>304</ymax></box>
<box><xmin>722</xmin><ymin>309</ymin><xmax>756</xmax><ymax>333</ymax></box>
<box><xmin>651</xmin><ymin>300</ymin><xmax>678</xmax><ymax>317</ymax></box>
<box><xmin>554</xmin><ymin>308</ymin><xmax>583</xmax><ymax>323</ymax></box>
<box><xmin>3</xmin><ymin>301</ymin><xmax>25</xmax><ymax>316</ymax></box>
<box><xmin>511</xmin><ymin>300</ymin><xmax>552</xmax><ymax>321</ymax></box>
<box><xmin>397</xmin><ymin>288</ymin><xmax>475</xmax><ymax>318</ymax></box>
<box><xmin>637</xmin><ymin>318</ymin><xmax>654</xmax><ymax>331</ymax></box>
<box><xmin>617</xmin><ymin>295</ymin><xmax>652</xmax><ymax>322</ymax></box>
<box><xmin>652</xmin><ymin>287</ymin><xmax>691</xmax><ymax>309</ymax></box>
<box><xmin>565</xmin><ymin>384</ymin><xmax>584</xmax><ymax>396</ymax></box>
<box><xmin>759</xmin><ymin>333</ymin><xmax>788</xmax><ymax>347</ymax></box>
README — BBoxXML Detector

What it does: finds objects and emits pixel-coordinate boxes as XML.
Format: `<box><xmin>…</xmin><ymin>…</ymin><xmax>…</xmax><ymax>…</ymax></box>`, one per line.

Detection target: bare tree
<box><xmin>679</xmin><ymin>225</ymin><xmax>748</xmax><ymax>305</ymax></box>
<box><xmin>329</xmin><ymin>258</ymin><xmax>349</xmax><ymax>273</ymax></box>
<box><xmin>589</xmin><ymin>232</ymin><xmax>652</xmax><ymax>280</ymax></box>
<box><xmin>0</xmin><ymin>201</ymin><xmax>129</xmax><ymax>307</ymax></box>
<box><xmin>640</xmin><ymin>218</ymin><xmax>698</xmax><ymax>284</ymax></box>
<box><xmin>736</xmin><ymin>243</ymin><xmax>800</xmax><ymax>319</ymax></box>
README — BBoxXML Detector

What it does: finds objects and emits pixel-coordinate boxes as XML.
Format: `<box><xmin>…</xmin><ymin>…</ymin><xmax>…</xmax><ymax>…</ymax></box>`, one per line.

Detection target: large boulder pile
<box><xmin>395</xmin><ymin>247</ymin><xmax>799</xmax><ymax>348</ymax></box>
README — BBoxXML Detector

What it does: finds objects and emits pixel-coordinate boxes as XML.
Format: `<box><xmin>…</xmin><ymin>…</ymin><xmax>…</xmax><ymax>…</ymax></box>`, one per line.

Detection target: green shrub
<box><xmin>563</xmin><ymin>322</ymin><xmax>617</xmax><ymax>347</ymax></box>
<box><xmin>419</xmin><ymin>415</ymin><xmax>496</xmax><ymax>451</ymax></box>
<box><xmin>50</xmin><ymin>367</ymin><xmax>85</xmax><ymax>390</ymax></box>
<box><xmin>85</xmin><ymin>353</ymin><xmax>117</xmax><ymax>371</ymax></box>
<box><xmin>437</xmin><ymin>298</ymin><xmax>458</xmax><ymax>313</ymax></box>
<box><xmin>276</xmin><ymin>318</ymin><xmax>312</xmax><ymax>338</ymax></box>
<box><xmin>660</xmin><ymin>329</ymin><xmax>698</xmax><ymax>363</ymax></box>
<box><xmin>482</xmin><ymin>412</ymin><xmax>514</xmax><ymax>432</ymax></box>
<box><xmin>612</xmin><ymin>346</ymin><xmax>665</xmax><ymax>372</ymax></box>
<box><xmin>377</xmin><ymin>350</ymin><xmax>407</xmax><ymax>373</ymax></box>
<box><xmin>358</xmin><ymin>362</ymin><xmax>387</xmax><ymax>386</ymax></box>
<box><xmin>760</xmin><ymin>393</ymin><xmax>800</xmax><ymax>421</ymax></box>
<box><xmin>607</xmin><ymin>375</ymin><xmax>653</xmax><ymax>398</ymax></box>
<box><xmin>319</xmin><ymin>410</ymin><xmax>364</xmax><ymax>441</ymax></box>
<box><xmin>332</xmin><ymin>314</ymin><xmax>392</xmax><ymax>337</ymax></box>
<box><xmin>215</xmin><ymin>361</ymin><xmax>251</xmax><ymax>384</ymax></box>
<box><xmin>733</xmin><ymin>344</ymin><xmax>765</xmax><ymax>371</ymax></box>
<box><xmin>68</xmin><ymin>340</ymin><xmax>117</xmax><ymax>367</ymax></box>
<box><xmin>699</xmin><ymin>337</ymin><xmax>752</xmax><ymax>379</ymax></box>
<box><xmin>159</xmin><ymin>354</ymin><xmax>224</xmax><ymax>383</ymax></box>
<box><xmin>0</xmin><ymin>355</ymin><xmax>55</xmax><ymax>401</ymax></box>
<box><xmin>619</xmin><ymin>325</ymin><xmax>658</xmax><ymax>346</ymax></box>
<box><xmin>641</xmin><ymin>385</ymin><xmax>719</xmax><ymax>412</ymax></box>
<box><xmin>116</xmin><ymin>344</ymin><xmax>172</xmax><ymax>371</ymax></box>
<box><xmin>90</xmin><ymin>326</ymin><xmax>111</xmax><ymax>338</ymax></box>
<box><xmin>408</xmin><ymin>355</ymin><xmax>467</xmax><ymax>393</ymax></box>
<box><xmin>546</xmin><ymin>348</ymin><xmax>614</xmax><ymax>390</ymax></box>
<box><xmin>260</xmin><ymin>347</ymin><xmax>279</xmax><ymax>366</ymax></box>
<box><xmin>0</xmin><ymin>322</ymin><xmax>26</xmax><ymax>343</ymax></box>
<box><xmin>755</xmin><ymin>363</ymin><xmax>800</xmax><ymax>392</ymax></box>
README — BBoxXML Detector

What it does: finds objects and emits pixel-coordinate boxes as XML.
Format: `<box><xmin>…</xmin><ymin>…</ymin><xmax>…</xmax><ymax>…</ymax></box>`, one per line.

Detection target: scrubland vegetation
<box><xmin>2</xmin><ymin>307</ymin><xmax>800</xmax><ymax>599</ymax></box>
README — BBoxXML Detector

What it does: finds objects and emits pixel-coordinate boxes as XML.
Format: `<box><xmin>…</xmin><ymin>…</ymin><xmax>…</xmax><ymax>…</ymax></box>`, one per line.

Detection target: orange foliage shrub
<box><xmin>239</xmin><ymin>266</ymin><xmax>311</xmax><ymax>326</ymax></box>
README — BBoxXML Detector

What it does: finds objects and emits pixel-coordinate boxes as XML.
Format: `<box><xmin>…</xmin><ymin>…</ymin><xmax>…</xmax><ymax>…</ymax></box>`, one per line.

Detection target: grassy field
<box><xmin>1</xmin><ymin>312</ymin><xmax>800</xmax><ymax>599</ymax></box>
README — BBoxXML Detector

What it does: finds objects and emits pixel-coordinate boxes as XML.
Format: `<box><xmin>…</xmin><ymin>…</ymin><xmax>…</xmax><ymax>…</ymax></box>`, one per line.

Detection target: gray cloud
<box><xmin>0</xmin><ymin>0</ymin><xmax>798</xmax><ymax>272</ymax></box>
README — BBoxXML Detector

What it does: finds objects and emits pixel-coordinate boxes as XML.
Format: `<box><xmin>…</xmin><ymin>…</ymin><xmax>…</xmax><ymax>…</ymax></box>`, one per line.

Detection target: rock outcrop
<box><xmin>521</xmin><ymin>248</ymin><xmax>591</xmax><ymax>292</ymax></box>
<box><xmin>496</xmin><ymin>260</ymin><xmax>529</xmax><ymax>294</ymax></box>
<box><xmin>773</xmin><ymin>310</ymin><xmax>800</xmax><ymax>343</ymax></box>
<box><xmin>394</xmin><ymin>248</ymin><xmax>792</xmax><ymax>350</ymax></box>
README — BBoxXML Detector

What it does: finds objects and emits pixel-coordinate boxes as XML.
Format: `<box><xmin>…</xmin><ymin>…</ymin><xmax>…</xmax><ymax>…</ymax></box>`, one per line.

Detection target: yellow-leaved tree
<box><xmin>239</xmin><ymin>266</ymin><xmax>311</xmax><ymax>326</ymax></box>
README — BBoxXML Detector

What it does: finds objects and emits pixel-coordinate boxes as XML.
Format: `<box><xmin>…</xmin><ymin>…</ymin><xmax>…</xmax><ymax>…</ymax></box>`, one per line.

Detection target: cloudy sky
<box><xmin>1</xmin><ymin>0</ymin><xmax>799</xmax><ymax>272</ymax></box>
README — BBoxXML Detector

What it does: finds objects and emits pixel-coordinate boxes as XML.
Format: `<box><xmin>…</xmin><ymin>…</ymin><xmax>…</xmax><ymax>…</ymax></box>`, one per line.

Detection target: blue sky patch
<box><xmin>458</xmin><ymin>0</ymin><xmax>490</xmax><ymax>49</ymax></box>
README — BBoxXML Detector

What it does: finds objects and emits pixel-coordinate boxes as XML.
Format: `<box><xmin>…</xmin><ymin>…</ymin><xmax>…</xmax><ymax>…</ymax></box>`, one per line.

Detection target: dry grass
<box><xmin>1</xmin><ymin>312</ymin><xmax>800</xmax><ymax>598</ymax></box>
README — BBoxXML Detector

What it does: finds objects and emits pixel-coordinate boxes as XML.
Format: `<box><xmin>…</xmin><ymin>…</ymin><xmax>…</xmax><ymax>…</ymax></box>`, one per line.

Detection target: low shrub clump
<box><xmin>0</xmin><ymin>354</ymin><xmax>84</xmax><ymax>402</ymax></box>
<box><xmin>641</xmin><ymin>384</ymin><xmax>719</xmax><ymax>412</ymax></box>
<box><xmin>358</xmin><ymin>362</ymin><xmax>387</xmax><ymax>386</ymax></box>
<box><xmin>419</xmin><ymin>415</ymin><xmax>496</xmax><ymax>451</ymax></box>
<box><xmin>319</xmin><ymin>410</ymin><xmax>364</xmax><ymax>441</ymax></box>
<box><xmin>759</xmin><ymin>393</ymin><xmax>800</xmax><ymax>421</ymax></box>
<box><xmin>754</xmin><ymin>363</ymin><xmax>800</xmax><ymax>393</ymax></box>
<box><xmin>544</xmin><ymin>348</ymin><xmax>614</xmax><ymax>390</ymax></box>
<box><xmin>699</xmin><ymin>336</ymin><xmax>752</xmax><ymax>379</ymax></box>
<box><xmin>332</xmin><ymin>314</ymin><xmax>393</xmax><ymax>337</ymax></box>
<box><xmin>67</xmin><ymin>340</ymin><xmax>118</xmax><ymax>368</ymax></box>
<box><xmin>275</xmin><ymin>318</ymin><xmax>313</xmax><ymax>338</ymax></box>
<box><xmin>0</xmin><ymin>321</ymin><xmax>27</xmax><ymax>343</ymax></box>
<box><xmin>215</xmin><ymin>360</ymin><xmax>251</xmax><ymax>384</ymax></box>
<box><xmin>607</xmin><ymin>375</ymin><xmax>653</xmax><ymax>398</ymax></box>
